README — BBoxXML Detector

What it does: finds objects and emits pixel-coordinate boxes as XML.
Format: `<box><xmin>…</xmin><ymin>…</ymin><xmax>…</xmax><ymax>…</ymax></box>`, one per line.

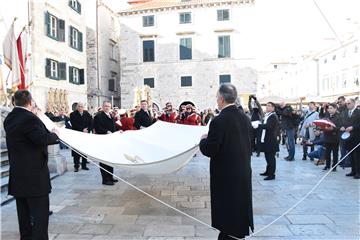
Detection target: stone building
<box><xmin>28</xmin><ymin>0</ymin><xmax>87</xmax><ymax>112</ymax></box>
<box><xmin>87</xmin><ymin>2</ymin><xmax>121</xmax><ymax>112</ymax></box>
<box><xmin>118</xmin><ymin>0</ymin><xmax>257</xmax><ymax>110</ymax></box>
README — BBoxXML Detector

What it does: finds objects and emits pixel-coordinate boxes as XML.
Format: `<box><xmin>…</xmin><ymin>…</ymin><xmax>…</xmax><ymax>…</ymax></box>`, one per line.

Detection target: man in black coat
<box><xmin>199</xmin><ymin>84</ymin><xmax>253</xmax><ymax>240</ymax></box>
<box><xmin>70</xmin><ymin>102</ymin><xmax>92</xmax><ymax>172</ymax></box>
<box><xmin>134</xmin><ymin>100</ymin><xmax>154</xmax><ymax>129</ymax></box>
<box><xmin>93</xmin><ymin>101</ymin><xmax>118</xmax><ymax>185</ymax></box>
<box><xmin>278</xmin><ymin>101</ymin><xmax>296</xmax><ymax>161</ymax></box>
<box><xmin>4</xmin><ymin>90</ymin><xmax>59</xmax><ymax>240</ymax></box>
<box><xmin>341</xmin><ymin>98</ymin><xmax>360</xmax><ymax>179</ymax></box>
<box><xmin>257</xmin><ymin>102</ymin><xmax>280</xmax><ymax>180</ymax></box>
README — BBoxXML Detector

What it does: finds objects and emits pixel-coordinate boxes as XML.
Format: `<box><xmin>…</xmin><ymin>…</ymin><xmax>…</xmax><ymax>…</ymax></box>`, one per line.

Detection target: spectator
<box><xmin>299</xmin><ymin>102</ymin><xmax>319</xmax><ymax>160</ymax></box>
<box><xmin>306</xmin><ymin>127</ymin><xmax>325</xmax><ymax>161</ymax></box>
<box><xmin>278</xmin><ymin>101</ymin><xmax>296</xmax><ymax>161</ymax></box>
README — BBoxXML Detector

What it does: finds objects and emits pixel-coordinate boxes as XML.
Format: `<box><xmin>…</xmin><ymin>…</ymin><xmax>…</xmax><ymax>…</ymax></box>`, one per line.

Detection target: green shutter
<box><xmin>69</xmin><ymin>26</ymin><xmax>73</xmax><ymax>47</ymax></box>
<box><xmin>78</xmin><ymin>31</ymin><xmax>83</xmax><ymax>51</ymax></box>
<box><xmin>58</xmin><ymin>19</ymin><xmax>65</xmax><ymax>42</ymax></box>
<box><xmin>69</xmin><ymin>66</ymin><xmax>73</xmax><ymax>83</ymax></box>
<box><xmin>45</xmin><ymin>58</ymin><xmax>51</xmax><ymax>77</ymax></box>
<box><xmin>79</xmin><ymin>69</ymin><xmax>84</xmax><ymax>84</ymax></box>
<box><xmin>77</xmin><ymin>1</ymin><xmax>81</xmax><ymax>14</ymax></box>
<box><xmin>59</xmin><ymin>62</ymin><xmax>66</xmax><ymax>80</ymax></box>
<box><xmin>45</xmin><ymin>11</ymin><xmax>51</xmax><ymax>37</ymax></box>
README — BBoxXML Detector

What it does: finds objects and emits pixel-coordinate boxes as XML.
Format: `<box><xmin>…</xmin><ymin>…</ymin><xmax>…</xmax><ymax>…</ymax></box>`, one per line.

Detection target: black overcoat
<box><xmin>4</xmin><ymin>108</ymin><xmax>59</xmax><ymax>197</ymax></box>
<box><xmin>199</xmin><ymin>105</ymin><xmax>254</xmax><ymax>237</ymax></box>
<box><xmin>342</xmin><ymin>108</ymin><xmax>360</xmax><ymax>150</ymax></box>
<box><xmin>258</xmin><ymin>113</ymin><xmax>280</xmax><ymax>153</ymax></box>
<box><xmin>134</xmin><ymin>109</ymin><xmax>153</xmax><ymax>129</ymax></box>
<box><xmin>70</xmin><ymin>110</ymin><xmax>93</xmax><ymax>157</ymax></box>
<box><xmin>93</xmin><ymin>111</ymin><xmax>116</xmax><ymax>134</ymax></box>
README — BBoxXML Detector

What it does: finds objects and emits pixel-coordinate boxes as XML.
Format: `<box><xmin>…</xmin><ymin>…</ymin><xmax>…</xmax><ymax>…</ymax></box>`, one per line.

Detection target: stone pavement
<box><xmin>1</xmin><ymin>145</ymin><xmax>359</xmax><ymax>240</ymax></box>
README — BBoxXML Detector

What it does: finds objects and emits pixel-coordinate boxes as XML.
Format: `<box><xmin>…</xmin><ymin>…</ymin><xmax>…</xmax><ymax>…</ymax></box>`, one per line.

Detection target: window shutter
<box><xmin>59</xmin><ymin>62</ymin><xmax>66</xmax><ymax>80</ymax></box>
<box><xmin>69</xmin><ymin>66</ymin><xmax>73</xmax><ymax>83</ymax></box>
<box><xmin>45</xmin><ymin>58</ymin><xmax>51</xmax><ymax>77</ymax></box>
<box><xmin>78</xmin><ymin>31</ymin><xmax>83</xmax><ymax>51</ymax></box>
<box><xmin>69</xmin><ymin>26</ymin><xmax>73</xmax><ymax>47</ymax></box>
<box><xmin>77</xmin><ymin>1</ymin><xmax>81</xmax><ymax>14</ymax></box>
<box><xmin>79</xmin><ymin>69</ymin><xmax>85</xmax><ymax>84</ymax></box>
<box><xmin>58</xmin><ymin>19</ymin><xmax>65</xmax><ymax>42</ymax></box>
<box><xmin>68</xmin><ymin>0</ymin><xmax>72</xmax><ymax>7</ymax></box>
<box><xmin>45</xmin><ymin>12</ymin><xmax>51</xmax><ymax>37</ymax></box>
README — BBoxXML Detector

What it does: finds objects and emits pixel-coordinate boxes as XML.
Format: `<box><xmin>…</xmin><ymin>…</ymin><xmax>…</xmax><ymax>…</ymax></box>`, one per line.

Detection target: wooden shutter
<box><xmin>45</xmin><ymin>58</ymin><xmax>51</xmax><ymax>77</ymax></box>
<box><xmin>69</xmin><ymin>26</ymin><xmax>73</xmax><ymax>47</ymax></box>
<box><xmin>45</xmin><ymin>12</ymin><xmax>51</xmax><ymax>37</ymax></box>
<box><xmin>77</xmin><ymin>1</ymin><xmax>81</xmax><ymax>14</ymax></box>
<box><xmin>59</xmin><ymin>62</ymin><xmax>66</xmax><ymax>80</ymax></box>
<box><xmin>78</xmin><ymin>31</ymin><xmax>83</xmax><ymax>51</ymax></box>
<box><xmin>69</xmin><ymin>66</ymin><xmax>73</xmax><ymax>83</ymax></box>
<box><xmin>79</xmin><ymin>69</ymin><xmax>85</xmax><ymax>84</ymax></box>
<box><xmin>58</xmin><ymin>19</ymin><xmax>65</xmax><ymax>42</ymax></box>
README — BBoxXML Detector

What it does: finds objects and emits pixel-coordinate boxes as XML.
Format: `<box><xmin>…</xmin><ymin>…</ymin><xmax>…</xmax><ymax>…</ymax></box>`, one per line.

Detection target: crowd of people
<box><xmin>247</xmin><ymin>95</ymin><xmax>360</xmax><ymax>180</ymax></box>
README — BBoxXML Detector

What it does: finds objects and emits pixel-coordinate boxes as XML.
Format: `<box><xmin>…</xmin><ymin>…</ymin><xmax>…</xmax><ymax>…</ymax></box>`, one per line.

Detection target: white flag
<box><xmin>2</xmin><ymin>22</ymin><xmax>21</xmax><ymax>90</ymax></box>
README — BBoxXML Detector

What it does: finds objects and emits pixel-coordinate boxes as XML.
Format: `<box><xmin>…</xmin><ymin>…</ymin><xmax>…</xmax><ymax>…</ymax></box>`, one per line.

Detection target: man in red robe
<box><xmin>160</xmin><ymin>102</ymin><xmax>178</xmax><ymax>123</ymax></box>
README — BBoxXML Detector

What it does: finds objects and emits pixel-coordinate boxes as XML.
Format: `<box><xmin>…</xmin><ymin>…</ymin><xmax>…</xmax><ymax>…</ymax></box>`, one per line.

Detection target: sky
<box><xmin>1</xmin><ymin>0</ymin><xmax>359</xmax><ymax>63</ymax></box>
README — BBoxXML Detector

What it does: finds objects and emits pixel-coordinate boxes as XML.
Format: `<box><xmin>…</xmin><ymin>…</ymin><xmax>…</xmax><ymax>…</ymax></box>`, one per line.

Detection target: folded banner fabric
<box><xmin>39</xmin><ymin>114</ymin><xmax>208</xmax><ymax>175</ymax></box>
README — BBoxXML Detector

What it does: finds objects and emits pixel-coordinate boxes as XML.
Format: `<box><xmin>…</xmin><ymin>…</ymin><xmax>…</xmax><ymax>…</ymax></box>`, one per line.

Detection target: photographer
<box><xmin>248</xmin><ymin>95</ymin><xmax>264</xmax><ymax>157</ymax></box>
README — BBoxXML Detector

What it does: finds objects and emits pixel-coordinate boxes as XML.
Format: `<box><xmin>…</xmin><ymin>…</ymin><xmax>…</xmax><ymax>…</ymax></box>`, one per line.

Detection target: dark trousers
<box><xmin>73</xmin><ymin>155</ymin><xmax>87</xmax><ymax>169</ymax></box>
<box><xmin>303</xmin><ymin>144</ymin><xmax>315</xmax><ymax>159</ymax></box>
<box><xmin>285</xmin><ymin>129</ymin><xmax>295</xmax><ymax>158</ymax></box>
<box><xmin>99</xmin><ymin>162</ymin><xmax>114</xmax><ymax>183</ymax></box>
<box><xmin>265</xmin><ymin>152</ymin><xmax>276</xmax><ymax>176</ymax></box>
<box><xmin>350</xmin><ymin>147</ymin><xmax>360</xmax><ymax>175</ymax></box>
<box><xmin>15</xmin><ymin>195</ymin><xmax>49</xmax><ymax>240</ymax></box>
<box><xmin>324</xmin><ymin>142</ymin><xmax>339</xmax><ymax>169</ymax></box>
<box><xmin>218</xmin><ymin>232</ymin><xmax>244</xmax><ymax>240</ymax></box>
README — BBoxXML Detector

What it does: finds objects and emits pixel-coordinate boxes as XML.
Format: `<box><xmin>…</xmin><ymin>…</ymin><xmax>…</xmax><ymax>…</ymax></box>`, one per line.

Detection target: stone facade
<box><xmin>118</xmin><ymin>0</ymin><xmax>257</xmax><ymax>110</ymax></box>
<box><xmin>87</xmin><ymin>4</ymin><xmax>121</xmax><ymax>113</ymax></box>
<box><xmin>28</xmin><ymin>0</ymin><xmax>87</xmax><ymax>113</ymax></box>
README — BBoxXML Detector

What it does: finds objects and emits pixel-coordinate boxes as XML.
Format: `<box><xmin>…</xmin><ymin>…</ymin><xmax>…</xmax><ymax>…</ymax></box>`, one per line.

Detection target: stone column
<box><xmin>48</xmin><ymin>144</ymin><xmax>67</xmax><ymax>175</ymax></box>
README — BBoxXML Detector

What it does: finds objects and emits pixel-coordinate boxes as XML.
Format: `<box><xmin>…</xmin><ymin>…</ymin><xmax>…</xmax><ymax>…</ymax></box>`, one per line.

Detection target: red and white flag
<box><xmin>2</xmin><ymin>22</ymin><xmax>21</xmax><ymax>90</ymax></box>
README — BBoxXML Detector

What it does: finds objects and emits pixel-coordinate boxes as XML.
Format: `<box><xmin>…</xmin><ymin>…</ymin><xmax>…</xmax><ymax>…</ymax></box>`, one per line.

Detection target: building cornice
<box><xmin>118</xmin><ymin>0</ymin><xmax>254</xmax><ymax>16</ymax></box>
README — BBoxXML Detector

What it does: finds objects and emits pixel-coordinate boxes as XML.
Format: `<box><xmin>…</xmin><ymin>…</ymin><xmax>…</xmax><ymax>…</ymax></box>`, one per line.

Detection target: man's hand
<box><xmin>83</xmin><ymin>128</ymin><xmax>88</xmax><ymax>133</ymax></box>
<box><xmin>340</xmin><ymin>127</ymin><xmax>346</xmax><ymax>132</ymax></box>
<box><xmin>201</xmin><ymin>134</ymin><xmax>208</xmax><ymax>140</ymax></box>
<box><xmin>107</xmin><ymin>131</ymin><xmax>112</xmax><ymax>134</ymax></box>
<box><xmin>345</xmin><ymin>126</ymin><xmax>354</xmax><ymax>132</ymax></box>
<box><xmin>52</xmin><ymin>128</ymin><xmax>60</xmax><ymax>137</ymax></box>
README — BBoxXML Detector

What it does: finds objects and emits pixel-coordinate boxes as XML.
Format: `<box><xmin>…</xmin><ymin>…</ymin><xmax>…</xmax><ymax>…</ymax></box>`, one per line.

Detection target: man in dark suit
<box><xmin>70</xmin><ymin>102</ymin><xmax>92</xmax><ymax>172</ymax></box>
<box><xmin>257</xmin><ymin>102</ymin><xmax>280</xmax><ymax>180</ymax></box>
<box><xmin>93</xmin><ymin>101</ymin><xmax>118</xmax><ymax>185</ymax></box>
<box><xmin>134</xmin><ymin>100</ymin><xmax>154</xmax><ymax>129</ymax></box>
<box><xmin>340</xmin><ymin>98</ymin><xmax>360</xmax><ymax>179</ymax></box>
<box><xmin>199</xmin><ymin>84</ymin><xmax>253</xmax><ymax>240</ymax></box>
<box><xmin>4</xmin><ymin>90</ymin><xmax>59</xmax><ymax>240</ymax></box>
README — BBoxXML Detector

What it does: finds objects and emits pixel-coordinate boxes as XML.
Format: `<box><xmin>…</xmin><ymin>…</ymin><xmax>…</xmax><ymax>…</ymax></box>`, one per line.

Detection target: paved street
<box><xmin>1</xmin><ymin>145</ymin><xmax>359</xmax><ymax>240</ymax></box>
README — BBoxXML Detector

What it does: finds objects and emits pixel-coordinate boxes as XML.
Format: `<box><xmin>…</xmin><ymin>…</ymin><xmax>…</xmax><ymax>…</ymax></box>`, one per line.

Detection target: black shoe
<box><xmin>111</xmin><ymin>179</ymin><xmax>119</xmax><ymax>183</ymax></box>
<box><xmin>264</xmin><ymin>175</ymin><xmax>275</xmax><ymax>180</ymax></box>
<box><xmin>287</xmin><ymin>158</ymin><xmax>295</xmax><ymax>161</ymax></box>
<box><xmin>346</xmin><ymin>172</ymin><xmax>355</xmax><ymax>177</ymax></box>
<box><xmin>82</xmin><ymin>167</ymin><xmax>89</xmax><ymax>170</ymax></box>
<box><xmin>354</xmin><ymin>175</ymin><xmax>360</xmax><ymax>179</ymax></box>
<box><xmin>49</xmin><ymin>211</ymin><xmax>53</xmax><ymax>216</ymax></box>
<box><xmin>256</xmin><ymin>153</ymin><xmax>260</xmax><ymax>157</ymax></box>
<box><xmin>310</xmin><ymin>158</ymin><xmax>314</xmax><ymax>161</ymax></box>
<box><xmin>302</xmin><ymin>156</ymin><xmax>307</xmax><ymax>160</ymax></box>
<box><xmin>260</xmin><ymin>172</ymin><xmax>269</xmax><ymax>176</ymax></box>
<box><xmin>102</xmin><ymin>181</ymin><xmax>114</xmax><ymax>186</ymax></box>
<box><xmin>74</xmin><ymin>168</ymin><xmax>79</xmax><ymax>172</ymax></box>
<box><xmin>284</xmin><ymin>156</ymin><xmax>290</xmax><ymax>160</ymax></box>
<box><xmin>332</xmin><ymin>168</ymin><xmax>337</xmax><ymax>172</ymax></box>
<box><xmin>322</xmin><ymin>167</ymin><xmax>329</xmax><ymax>171</ymax></box>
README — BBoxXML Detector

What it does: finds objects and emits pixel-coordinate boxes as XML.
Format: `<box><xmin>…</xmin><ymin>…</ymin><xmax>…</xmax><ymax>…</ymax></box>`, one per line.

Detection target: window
<box><xmin>219</xmin><ymin>74</ymin><xmax>231</xmax><ymax>84</ymax></box>
<box><xmin>144</xmin><ymin>78</ymin><xmax>155</xmax><ymax>88</ymax></box>
<box><xmin>180</xmin><ymin>38</ymin><xmax>192</xmax><ymax>60</ymax></box>
<box><xmin>179</xmin><ymin>12</ymin><xmax>192</xmax><ymax>24</ymax></box>
<box><xmin>69</xmin><ymin>66</ymin><xmax>84</xmax><ymax>85</ymax></box>
<box><xmin>109</xmin><ymin>72</ymin><xmax>117</xmax><ymax>91</ymax></box>
<box><xmin>45</xmin><ymin>58</ymin><xmax>66</xmax><ymax>80</ymax></box>
<box><xmin>110</xmin><ymin>41</ymin><xmax>117</xmax><ymax>61</ymax></box>
<box><xmin>143</xmin><ymin>15</ymin><xmax>154</xmax><ymax>27</ymax></box>
<box><xmin>143</xmin><ymin>40</ymin><xmax>155</xmax><ymax>62</ymax></box>
<box><xmin>44</xmin><ymin>12</ymin><xmax>65</xmax><ymax>41</ymax></box>
<box><xmin>69</xmin><ymin>0</ymin><xmax>81</xmax><ymax>14</ymax></box>
<box><xmin>69</xmin><ymin>26</ymin><xmax>83</xmax><ymax>51</ymax></box>
<box><xmin>181</xmin><ymin>76</ymin><xmax>192</xmax><ymax>87</ymax></box>
<box><xmin>217</xmin><ymin>9</ymin><xmax>230</xmax><ymax>21</ymax></box>
<box><xmin>218</xmin><ymin>36</ymin><xmax>231</xmax><ymax>58</ymax></box>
